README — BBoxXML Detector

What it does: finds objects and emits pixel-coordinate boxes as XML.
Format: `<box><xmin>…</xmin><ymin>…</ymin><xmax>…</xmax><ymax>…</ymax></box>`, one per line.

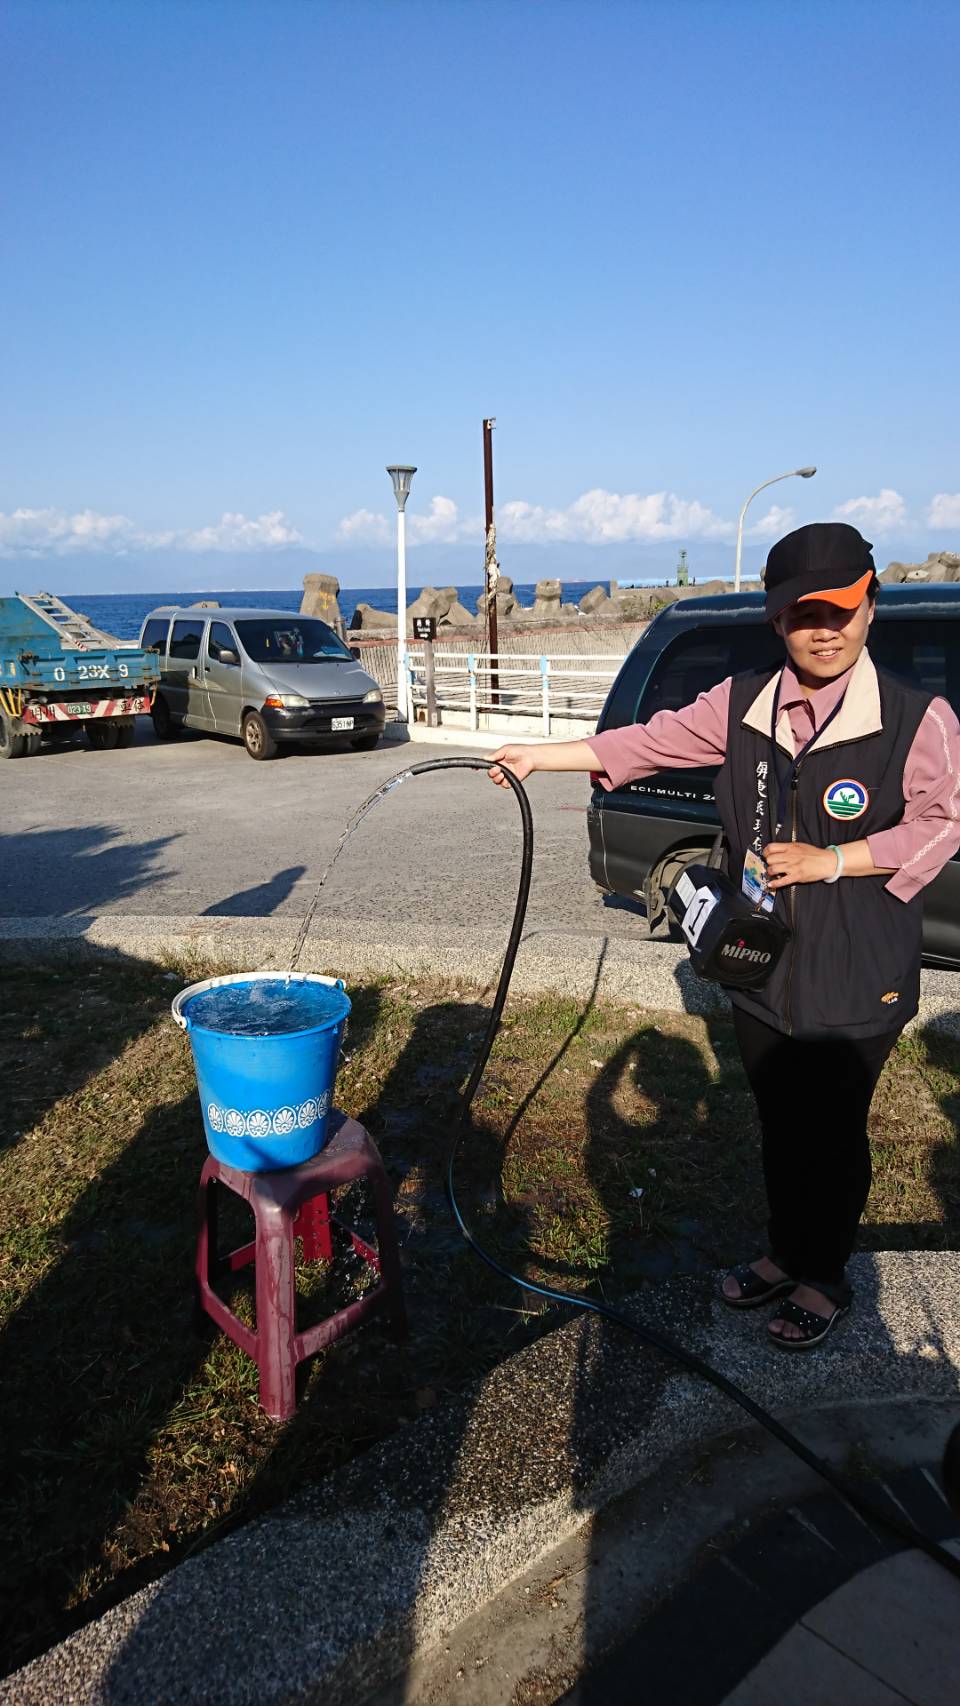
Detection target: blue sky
<box><xmin>1</xmin><ymin>0</ymin><xmax>958</xmax><ymax>593</ymax></box>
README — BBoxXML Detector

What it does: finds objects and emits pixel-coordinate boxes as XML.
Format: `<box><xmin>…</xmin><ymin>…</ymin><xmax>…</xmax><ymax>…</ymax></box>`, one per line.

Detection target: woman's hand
<box><xmin>762</xmin><ymin>841</ymin><xmax>839</xmax><ymax>890</ymax></box>
<box><xmin>485</xmin><ymin>744</ymin><xmax>540</xmax><ymax>789</ymax></box>
<box><xmin>484</xmin><ymin>739</ymin><xmax>602</xmax><ymax>787</ymax></box>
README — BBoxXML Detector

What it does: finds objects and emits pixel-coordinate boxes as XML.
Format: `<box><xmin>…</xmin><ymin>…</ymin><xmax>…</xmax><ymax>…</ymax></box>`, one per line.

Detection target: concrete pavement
<box><xmin>7</xmin><ymin>721</ymin><xmax>960</xmax><ymax>1025</ymax></box>
<box><xmin>5</xmin><ymin>912</ymin><xmax>960</xmax><ymax>1034</ymax></box>
<box><xmin>0</xmin><ymin>722</ymin><xmax>610</xmax><ymax>930</ymax></box>
<box><xmin>720</xmin><ymin>1540</ymin><xmax>960</xmax><ymax>1706</ymax></box>
<box><xmin>4</xmin><ymin>1252</ymin><xmax>959</xmax><ymax>1705</ymax></box>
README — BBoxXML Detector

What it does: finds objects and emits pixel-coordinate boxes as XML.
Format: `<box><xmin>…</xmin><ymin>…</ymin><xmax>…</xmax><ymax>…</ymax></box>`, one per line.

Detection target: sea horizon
<box><xmin>66</xmin><ymin>579</ymin><xmax>673</xmax><ymax>640</ymax></box>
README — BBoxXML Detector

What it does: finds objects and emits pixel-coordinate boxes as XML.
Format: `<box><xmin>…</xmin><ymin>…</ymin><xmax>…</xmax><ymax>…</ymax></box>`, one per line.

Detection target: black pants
<box><xmin>732</xmin><ymin>1006</ymin><xmax>899</xmax><ymax>1292</ymax></box>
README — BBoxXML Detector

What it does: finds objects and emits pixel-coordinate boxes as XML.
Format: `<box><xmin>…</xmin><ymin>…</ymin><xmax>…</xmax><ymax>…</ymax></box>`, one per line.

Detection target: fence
<box><xmin>403</xmin><ymin>649</ymin><xmax>623</xmax><ymax>735</ymax></box>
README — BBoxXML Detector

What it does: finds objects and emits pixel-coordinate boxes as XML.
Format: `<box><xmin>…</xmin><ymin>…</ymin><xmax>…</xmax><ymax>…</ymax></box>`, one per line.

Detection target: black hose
<box><xmin>372</xmin><ymin>756</ymin><xmax>960</xmax><ymax>1578</ymax></box>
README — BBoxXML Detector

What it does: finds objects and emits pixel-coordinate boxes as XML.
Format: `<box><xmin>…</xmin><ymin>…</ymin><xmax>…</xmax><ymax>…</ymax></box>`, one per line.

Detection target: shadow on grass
<box><xmin>0</xmin><ymin>822</ymin><xmax>184</xmax><ymax>1167</ymax></box>
<box><xmin>0</xmin><ymin>967</ymin><xmax>393</xmax><ymax>1679</ymax></box>
<box><xmin>897</xmin><ymin>1021</ymin><xmax>960</xmax><ymax>1253</ymax></box>
<box><xmin>5</xmin><ymin>959</ymin><xmax>960</xmax><ymax>1696</ymax></box>
<box><xmin>1</xmin><ymin>971</ymin><xmax>533</xmax><ymax>1680</ymax></box>
<box><xmin>564</xmin><ymin>1001</ymin><xmax>960</xmax><ymax>1702</ymax></box>
<box><xmin>0</xmin><ymin>1077</ymin><xmax>206</xmax><ymax>1672</ymax></box>
<box><xmin>79</xmin><ymin>970</ymin><xmax>725</xmax><ymax>1699</ymax></box>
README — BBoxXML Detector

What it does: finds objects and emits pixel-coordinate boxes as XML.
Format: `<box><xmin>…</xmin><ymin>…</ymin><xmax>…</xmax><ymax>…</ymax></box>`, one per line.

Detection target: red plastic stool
<box><xmin>195</xmin><ymin>1112</ymin><xmax>406</xmax><ymax>1420</ymax></box>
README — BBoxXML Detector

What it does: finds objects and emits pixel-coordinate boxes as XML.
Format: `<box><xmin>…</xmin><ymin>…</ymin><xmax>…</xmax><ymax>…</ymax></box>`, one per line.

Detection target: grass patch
<box><xmin>1</xmin><ymin>958</ymin><xmax>958</xmax><ymax>1675</ymax></box>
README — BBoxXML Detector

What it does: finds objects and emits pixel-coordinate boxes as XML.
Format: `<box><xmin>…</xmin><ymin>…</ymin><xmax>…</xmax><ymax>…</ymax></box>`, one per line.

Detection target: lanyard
<box><xmin>768</xmin><ymin>671</ymin><xmax>847</xmax><ymax>836</ymax></box>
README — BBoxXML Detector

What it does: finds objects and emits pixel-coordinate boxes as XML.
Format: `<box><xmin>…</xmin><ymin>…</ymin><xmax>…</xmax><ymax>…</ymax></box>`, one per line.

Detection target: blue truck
<box><xmin>0</xmin><ymin>591</ymin><xmax>160</xmax><ymax>759</ymax></box>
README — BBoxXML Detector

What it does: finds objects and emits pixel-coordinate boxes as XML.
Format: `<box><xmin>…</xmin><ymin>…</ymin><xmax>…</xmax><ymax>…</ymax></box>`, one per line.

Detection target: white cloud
<box><xmin>745</xmin><ymin>503</ymin><xmax>796</xmax><ymax>542</ymax></box>
<box><xmin>180</xmin><ymin>511</ymin><xmax>303</xmax><ymax>551</ymax></box>
<box><xmin>336</xmin><ymin>507</ymin><xmax>392</xmax><ymax>546</ymax></box>
<box><xmin>927</xmin><ymin>493</ymin><xmax>960</xmax><ymax>530</ymax></box>
<box><xmin>0</xmin><ymin>506</ymin><xmax>302</xmax><ymax>557</ymax></box>
<box><xmin>498</xmin><ymin>488</ymin><xmax>734</xmax><ymax>544</ymax></box>
<box><xmin>337</xmin><ymin>496</ymin><xmax>479</xmax><ymax>546</ymax></box>
<box><xmin>0</xmin><ymin>507</ymin><xmax>147</xmax><ymax>555</ymax></box>
<box><xmin>408</xmin><ymin>495</ymin><xmax>473</xmax><ymax>544</ymax></box>
<box><xmin>338</xmin><ymin>487</ymin><xmax>737</xmax><ymax>548</ymax></box>
<box><xmin>832</xmin><ymin>488</ymin><xmax>907</xmax><ymax>537</ymax></box>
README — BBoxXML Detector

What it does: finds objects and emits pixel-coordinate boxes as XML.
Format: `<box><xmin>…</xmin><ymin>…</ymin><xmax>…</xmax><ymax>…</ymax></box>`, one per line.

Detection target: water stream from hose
<box><xmin>286</xmin><ymin>768</ymin><xmax>414</xmax><ymax>978</ymax></box>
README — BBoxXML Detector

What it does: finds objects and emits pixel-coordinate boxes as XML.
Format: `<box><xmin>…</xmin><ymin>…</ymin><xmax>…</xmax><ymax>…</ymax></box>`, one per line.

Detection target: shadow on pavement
<box><xmin>0</xmin><ymin>822</ymin><xmax>176</xmax><ymax>918</ymax></box>
<box><xmin>203</xmin><ymin>864</ymin><xmax>307</xmax><ymax>916</ymax></box>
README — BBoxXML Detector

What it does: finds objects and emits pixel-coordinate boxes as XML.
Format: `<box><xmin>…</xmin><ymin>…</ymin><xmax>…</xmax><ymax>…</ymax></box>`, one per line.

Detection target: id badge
<box><xmin>742</xmin><ymin>848</ymin><xmax>775</xmax><ymax>914</ymax></box>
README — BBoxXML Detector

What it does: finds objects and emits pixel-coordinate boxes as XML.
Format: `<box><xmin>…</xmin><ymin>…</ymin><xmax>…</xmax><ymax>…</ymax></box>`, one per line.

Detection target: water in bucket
<box><xmin>173</xmin><ymin>973</ymin><xmax>351</xmax><ymax>1172</ymax></box>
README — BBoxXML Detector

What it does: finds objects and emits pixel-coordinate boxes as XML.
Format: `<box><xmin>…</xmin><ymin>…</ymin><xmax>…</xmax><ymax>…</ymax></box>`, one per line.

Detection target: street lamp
<box><xmin>734</xmin><ymin>466</ymin><xmax>817</xmax><ymax>592</ymax></box>
<box><xmin>386</xmin><ymin>465</ymin><xmax>416</xmax><ymax>720</ymax></box>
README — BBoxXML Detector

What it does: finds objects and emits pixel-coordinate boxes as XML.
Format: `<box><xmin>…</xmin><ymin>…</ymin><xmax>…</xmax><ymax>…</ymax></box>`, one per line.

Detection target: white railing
<box><xmin>403</xmin><ymin>650</ymin><xmax>623</xmax><ymax>736</ymax></box>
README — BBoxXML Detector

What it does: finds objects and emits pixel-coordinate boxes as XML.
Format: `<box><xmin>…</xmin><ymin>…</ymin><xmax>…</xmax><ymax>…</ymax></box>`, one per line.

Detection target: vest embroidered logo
<box><xmin>822</xmin><ymin>778</ymin><xmax>869</xmax><ymax>821</ymax></box>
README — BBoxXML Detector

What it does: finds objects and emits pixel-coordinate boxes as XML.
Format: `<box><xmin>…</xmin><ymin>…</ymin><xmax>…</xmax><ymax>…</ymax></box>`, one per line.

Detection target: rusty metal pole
<box><xmin>483</xmin><ymin>418</ymin><xmax>499</xmax><ymax>704</ymax></box>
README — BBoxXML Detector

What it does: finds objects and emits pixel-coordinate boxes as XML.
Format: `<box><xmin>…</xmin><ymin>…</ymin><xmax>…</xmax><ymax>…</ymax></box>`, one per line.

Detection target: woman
<box><xmin>488</xmin><ymin>523</ymin><xmax>960</xmax><ymax>1349</ymax></box>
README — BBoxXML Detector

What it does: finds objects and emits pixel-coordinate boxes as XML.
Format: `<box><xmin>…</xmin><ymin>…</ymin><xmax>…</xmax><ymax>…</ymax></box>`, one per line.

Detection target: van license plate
<box><xmin>332</xmin><ymin>716</ymin><xmax>354</xmax><ymax>731</ymax></box>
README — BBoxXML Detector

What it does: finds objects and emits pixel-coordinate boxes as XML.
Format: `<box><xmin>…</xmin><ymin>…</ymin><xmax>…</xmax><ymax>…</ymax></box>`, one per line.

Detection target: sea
<box><xmin>71</xmin><ymin>582</ymin><xmax>612</xmax><ymax>641</ymax></box>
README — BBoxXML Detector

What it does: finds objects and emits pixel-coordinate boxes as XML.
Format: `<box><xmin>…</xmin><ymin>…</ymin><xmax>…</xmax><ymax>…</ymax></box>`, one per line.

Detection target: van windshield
<box><xmin>234</xmin><ymin>618</ymin><xmax>351</xmax><ymax>664</ymax></box>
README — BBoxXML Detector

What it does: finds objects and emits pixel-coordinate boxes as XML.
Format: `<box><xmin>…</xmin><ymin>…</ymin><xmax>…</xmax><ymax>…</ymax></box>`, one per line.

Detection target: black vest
<box><xmin>714</xmin><ymin>661</ymin><xmax>932</xmax><ymax>1039</ymax></box>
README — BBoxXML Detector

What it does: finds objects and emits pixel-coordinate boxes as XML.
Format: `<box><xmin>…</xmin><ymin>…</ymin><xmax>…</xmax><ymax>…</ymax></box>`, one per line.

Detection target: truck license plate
<box><xmin>331</xmin><ymin>716</ymin><xmax>354</xmax><ymax>731</ymax></box>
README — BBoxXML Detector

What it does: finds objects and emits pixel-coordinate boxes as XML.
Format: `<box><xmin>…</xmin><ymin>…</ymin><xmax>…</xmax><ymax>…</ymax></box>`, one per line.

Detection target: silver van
<box><xmin>138</xmin><ymin>605</ymin><xmax>386</xmax><ymax>760</ymax></box>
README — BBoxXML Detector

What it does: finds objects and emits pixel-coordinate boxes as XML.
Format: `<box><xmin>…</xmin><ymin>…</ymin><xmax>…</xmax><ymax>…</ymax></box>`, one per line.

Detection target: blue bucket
<box><xmin>172</xmin><ymin>972</ymin><xmax>352</xmax><ymax>1172</ymax></box>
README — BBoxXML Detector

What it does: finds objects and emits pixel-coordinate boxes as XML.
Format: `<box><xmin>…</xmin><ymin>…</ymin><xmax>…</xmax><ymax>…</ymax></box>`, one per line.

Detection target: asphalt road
<box><xmin>0</xmin><ymin>721</ymin><xmax>631</xmax><ymax>934</ymax></box>
<box><xmin>6</xmin><ymin>720</ymin><xmax>960</xmax><ymax>1026</ymax></box>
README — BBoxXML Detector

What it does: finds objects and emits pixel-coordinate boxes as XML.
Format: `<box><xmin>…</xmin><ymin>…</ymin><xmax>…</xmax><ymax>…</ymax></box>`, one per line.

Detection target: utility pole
<box><xmin>483</xmin><ymin>417</ymin><xmax>499</xmax><ymax>704</ymax></box>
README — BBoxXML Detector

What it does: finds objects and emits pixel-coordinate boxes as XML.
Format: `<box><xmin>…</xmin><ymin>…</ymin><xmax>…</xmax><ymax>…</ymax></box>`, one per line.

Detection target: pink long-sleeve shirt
<box><xmin>586</xmin><ymin>660</ymin><xmax>960</xmax><ymax>901</ymax></box>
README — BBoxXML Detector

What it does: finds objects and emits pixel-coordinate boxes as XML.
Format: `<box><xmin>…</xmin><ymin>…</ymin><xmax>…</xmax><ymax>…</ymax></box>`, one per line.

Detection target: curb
<box><xmin>383</xmin><ymin>724</ymin><xmax>576</xmax><ymax>750</ymax></box>
<box><xmin>2</xmin><ymin>914</ymin><xmax>960</xmax><ymax>1028</ymax></box>
<box><xmin>388</xmin><ymin>1406</ymin><xmax>960</xmax><ymax>1706</ymax></box>
<box><xmin>4</xmin><ymin>1251</ymin><xmax>960</xmax><ymax>1705</ymax></box>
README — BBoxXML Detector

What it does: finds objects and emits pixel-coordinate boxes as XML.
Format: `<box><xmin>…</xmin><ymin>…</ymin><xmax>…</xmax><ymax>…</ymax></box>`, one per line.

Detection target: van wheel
<box><xmin>150</xmin><ymin>694</ymin><xmax>178</xmax><ymax>739</ymax></box>
<box><xmin>351</xmin><ymin>732</ymin><xmax>380</xmax><ymax>751</ymax></box>
<box><xmin>243</xmin><ymin>711</ymin><xmax>279</xmax><ymax>761</ymax></box>
<box><xmin>86</xmin><ymin>722</ymin><xmax>120</xmax><ymax>751</ymax></box>
<box><xmin>0</xmin><ymin>712</ymin><xmax>27</xmax><ymax>759</ymax></box>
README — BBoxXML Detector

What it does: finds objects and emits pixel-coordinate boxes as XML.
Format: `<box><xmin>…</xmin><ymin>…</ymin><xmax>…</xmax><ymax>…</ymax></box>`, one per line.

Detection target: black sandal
<box><xmin>720</xmin><ymin>1262</ymin><xmax>794</xmax><ymax>1309</ymax></box>
<box><xmin>768</xmin><ymin>1297</ymin><xmax>849</xmax><ymax>1350</ymax></box>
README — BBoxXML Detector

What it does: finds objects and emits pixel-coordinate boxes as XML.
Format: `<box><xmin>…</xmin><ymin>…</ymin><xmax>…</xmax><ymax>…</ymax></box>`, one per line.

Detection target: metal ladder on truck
<box><xmin>14</xmin><ymin>591</ymin><xmax>120</xmax><ymax>652</ymax></box>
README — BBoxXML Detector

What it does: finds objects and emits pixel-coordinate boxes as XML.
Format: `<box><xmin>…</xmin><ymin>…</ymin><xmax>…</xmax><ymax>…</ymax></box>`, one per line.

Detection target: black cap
<box><xmin>763</xmin><ymin>523</ymin><xmax>876</xmax><ymax>621</ymax></box>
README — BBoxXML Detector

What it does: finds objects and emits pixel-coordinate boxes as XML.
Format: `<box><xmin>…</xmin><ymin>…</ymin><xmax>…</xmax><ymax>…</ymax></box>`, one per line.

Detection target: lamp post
<box><xmin>387</xmin><ymin>465</ymin><xmax>416</xmax><ymax>720</ymax></box>
<box><xmin>734</xmin><ymin>466</ymin><xmax>817</xmax><ymax>592</ymax></box>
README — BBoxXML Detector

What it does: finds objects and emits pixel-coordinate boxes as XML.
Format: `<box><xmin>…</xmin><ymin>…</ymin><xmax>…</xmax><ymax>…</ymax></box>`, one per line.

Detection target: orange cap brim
<box><xmin>797</xmin><ymin>569</ymin><xmax>874</xmax><ymax>611</ymax></box>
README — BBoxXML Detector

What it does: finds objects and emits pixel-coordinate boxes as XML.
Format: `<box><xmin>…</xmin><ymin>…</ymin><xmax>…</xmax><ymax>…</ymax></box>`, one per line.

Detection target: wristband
<box><xmin>823</xmin><ymin>843</ymin><xmax>844</xmax><ymax>884</ymax></box>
